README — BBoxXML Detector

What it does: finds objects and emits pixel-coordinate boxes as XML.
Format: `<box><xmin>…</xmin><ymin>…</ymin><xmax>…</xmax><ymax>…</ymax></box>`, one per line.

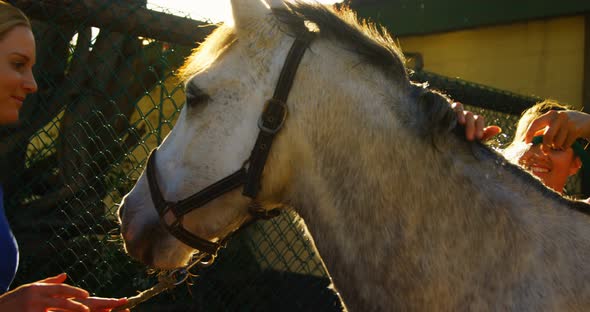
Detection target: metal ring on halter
<box><xmin>168</xmin><ymin>268</ymin><xmax>190</xmax><ymax>286</ymax></box>
<box><xmin>185</xmin><ymin>253</ymin><xmax>217</xmax><ymax>277</ymax></box>
<box><xmin>198</xmin><ymin>253</ymin><xmax>217</xmax><ymax>267</ymax></box>
<box><xmin>163</xmin><ymin>251</ymin><xmax>216</xmax><ymax>286</ymax></box>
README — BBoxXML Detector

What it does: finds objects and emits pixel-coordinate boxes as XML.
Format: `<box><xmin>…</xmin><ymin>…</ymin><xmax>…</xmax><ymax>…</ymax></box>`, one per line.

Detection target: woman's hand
<box><xmin>452</xmin><ymin>102</ymin><xmax>502</xmax><ymax>141</ymax></box>
<box><xmin>0</xmin><ymin>273</ymin><xmax>128</xmax><ymax>312</ymax></box>
<box><xmin>524</xmin><ymin>109</ymin><xmax>590</xmax><ymax>151</ymax></box>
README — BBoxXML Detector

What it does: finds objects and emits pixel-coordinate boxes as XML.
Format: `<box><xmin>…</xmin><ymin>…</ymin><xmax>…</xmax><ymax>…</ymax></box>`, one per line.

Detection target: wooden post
<box><xmin>12</xmin><ymin>0</ymin><xmax>217</xmax><ymax>46</ymax></box>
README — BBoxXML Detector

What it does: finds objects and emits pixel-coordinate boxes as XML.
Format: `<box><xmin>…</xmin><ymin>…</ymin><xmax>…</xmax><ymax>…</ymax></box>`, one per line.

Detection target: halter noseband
<box><xmin>145</xmin><ymin>34</ymin><xmax>312</xmax><ymax>254</ymax></box>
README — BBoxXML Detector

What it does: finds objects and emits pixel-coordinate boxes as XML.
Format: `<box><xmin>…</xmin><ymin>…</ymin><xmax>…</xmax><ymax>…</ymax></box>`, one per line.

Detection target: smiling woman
<box><xmin>502</xmin><ymin>100</ymin><xmax>590</xmax><ymax>195</ymax></box>
<box><xmin>148</xmin><ymin>0</ymin><xmax>343</xmax><ymax>23</ymax></box>
<box><xmin>0</xmin><ymin>1</ymin><xmax>131</xmax><ymax>311</ymax></box>
<box><xmin>0</xmin><ymin>22</ymin><xmax>36</xmax><ymax>124</ymax></box>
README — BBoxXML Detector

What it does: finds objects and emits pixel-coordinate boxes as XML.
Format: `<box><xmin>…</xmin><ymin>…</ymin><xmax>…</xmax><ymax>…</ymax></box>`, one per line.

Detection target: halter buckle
<box><xmin>258</xmin><ymin>98</ymin><xmax>288</xmax><ymax>135</ymax></box>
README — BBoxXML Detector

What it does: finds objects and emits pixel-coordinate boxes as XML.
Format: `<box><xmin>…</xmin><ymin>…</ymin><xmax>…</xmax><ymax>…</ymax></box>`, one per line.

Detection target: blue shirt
<box><xmin>0</xmin><ymin>186</ymin><xmax>18</xmax><ymax>293</ymax></box>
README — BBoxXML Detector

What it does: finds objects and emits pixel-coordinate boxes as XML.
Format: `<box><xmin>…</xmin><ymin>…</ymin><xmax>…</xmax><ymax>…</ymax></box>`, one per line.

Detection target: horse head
<box><xmin>119</xmin><ymin>1</ymin><xmax>590</xmax><ymax>311</ymax></box>
<box><xmin>118</xmin><ymin>0</ymin><xmax>474</xmax><ymax>309</ymax></box>
<box><xmin>119</xmin><ymin>0</ymin><xmax>451</xmax><ymax>272</ymax></box>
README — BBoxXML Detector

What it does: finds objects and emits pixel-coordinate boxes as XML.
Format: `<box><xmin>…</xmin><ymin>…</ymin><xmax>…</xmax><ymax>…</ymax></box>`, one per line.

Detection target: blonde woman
<box><xmin>0</xmin><ymin>2</ymin><xmax>128</xmax><ymax>311</ymax></box>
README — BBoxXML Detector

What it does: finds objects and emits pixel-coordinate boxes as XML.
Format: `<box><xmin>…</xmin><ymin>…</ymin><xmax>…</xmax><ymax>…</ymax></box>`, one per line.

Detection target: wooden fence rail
<box><xmin>13</xmin><ymin>0</ymin><xmax>217</xmax><ymax>46</ymax></box>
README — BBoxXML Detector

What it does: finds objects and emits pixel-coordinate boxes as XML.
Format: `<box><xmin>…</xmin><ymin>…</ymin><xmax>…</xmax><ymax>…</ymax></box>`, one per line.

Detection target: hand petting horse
<box><xmin>118</xmin><ymin>0</ymin><xmax>590</xmax><ymax>310</ymax></box>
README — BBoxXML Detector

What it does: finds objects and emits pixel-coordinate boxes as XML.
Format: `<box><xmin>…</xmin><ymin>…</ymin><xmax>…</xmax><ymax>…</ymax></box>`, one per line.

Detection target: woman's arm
<box><xmin>0</xmin><ymin>273</ymin><xmax>128</xmax><ymax>312</ymax></box>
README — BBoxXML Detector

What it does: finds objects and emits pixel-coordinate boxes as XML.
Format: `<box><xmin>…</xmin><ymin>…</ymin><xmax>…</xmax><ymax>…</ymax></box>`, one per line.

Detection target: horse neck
<box><xmin>278</xmin><ymin>80</ymin><xmax>459</xmax><ymax>307</ymax></box>
<box><xmin>280</xmin><ymin>95</ymin><xmax>590</xmax><ymax>308</ymax></box>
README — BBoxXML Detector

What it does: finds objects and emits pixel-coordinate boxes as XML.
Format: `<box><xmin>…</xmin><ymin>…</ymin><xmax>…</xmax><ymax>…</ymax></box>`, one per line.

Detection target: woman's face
<box><xmin>518</xmin><ymin>144</ymin><xmax>581</xmax><ymax>193</ymax></box>
<box><xmin>0</xmin><ymin>25</ymin><xmax>36</xmax><ymax>124</ymax></box>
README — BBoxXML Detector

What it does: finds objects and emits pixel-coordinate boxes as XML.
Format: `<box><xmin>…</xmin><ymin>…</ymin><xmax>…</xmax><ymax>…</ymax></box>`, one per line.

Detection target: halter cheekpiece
<box><xmin>145</xmin><ymin>34</ymin><xmax>313</xmax><ymax>255</ymax></box>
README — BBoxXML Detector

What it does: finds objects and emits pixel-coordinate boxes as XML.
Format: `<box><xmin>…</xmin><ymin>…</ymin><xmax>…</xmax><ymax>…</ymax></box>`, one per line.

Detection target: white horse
<box><xmin>118</xmin><ymin>0</ymin><xmax>590</xmax><ymax>310</ymax></box>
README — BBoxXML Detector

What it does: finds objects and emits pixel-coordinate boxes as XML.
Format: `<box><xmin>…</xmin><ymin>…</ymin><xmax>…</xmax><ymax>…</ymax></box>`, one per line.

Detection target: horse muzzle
<box><xmin>118</xmin><ymin>188</ymin><xmax>166</xmax><ymax>266</ymax></box>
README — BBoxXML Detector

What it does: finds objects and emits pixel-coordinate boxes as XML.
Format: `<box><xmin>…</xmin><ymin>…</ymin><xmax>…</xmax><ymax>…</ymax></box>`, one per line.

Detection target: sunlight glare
<box><xmin>148</xmin><ymin>0</ymin><xmax>344</xmax><ymax>23</ymax></box>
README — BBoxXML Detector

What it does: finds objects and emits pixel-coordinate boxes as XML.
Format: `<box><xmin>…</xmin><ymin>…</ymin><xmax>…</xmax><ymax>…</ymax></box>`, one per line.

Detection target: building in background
<box><xmin>350</xmin><ymin>0</ymin><xmax>590</xmax><ymax>111</ymax></box>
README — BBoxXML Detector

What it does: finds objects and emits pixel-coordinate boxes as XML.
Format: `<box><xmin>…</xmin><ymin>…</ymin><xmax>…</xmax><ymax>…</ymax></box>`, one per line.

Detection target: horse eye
<box><xmin>185</xmin><ymin>83</ymin><xmax>210</xmax><ymax>107</ymax></box>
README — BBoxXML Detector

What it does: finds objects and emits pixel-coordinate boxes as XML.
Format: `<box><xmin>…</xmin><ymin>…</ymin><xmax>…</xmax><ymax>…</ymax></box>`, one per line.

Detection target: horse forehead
<box><xmin>188</xmin><ymin>35</ymin><xmax>291</xmax><ymax>95</ymax></box>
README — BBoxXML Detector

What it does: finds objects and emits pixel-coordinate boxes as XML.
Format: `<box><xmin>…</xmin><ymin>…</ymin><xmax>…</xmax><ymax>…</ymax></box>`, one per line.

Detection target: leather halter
<box><xmin>145</xmin><ymin>34</ymin><xmax>312</xmax><ymax>255</ymax></box>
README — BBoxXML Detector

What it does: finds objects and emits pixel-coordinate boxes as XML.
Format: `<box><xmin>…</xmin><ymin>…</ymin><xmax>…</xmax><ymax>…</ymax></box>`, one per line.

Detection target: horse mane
<box><xmin>273</xmin><ymin>2</ymin><xmax>461</xmax><ymax>144</ymax></box>
<box><xmin>274</xmin><ymin>2</ymin><xmax>590</xmax><ymax>216</ymax></box>
<box><xmin>178</xmin><ymin>1</ymin><xmax>590</xmax><ymax>216</ymax></box>
<box><xmin>274</xmin><ymin>1</ymin><xmax>407</xmax><ymax>83</ymax></box>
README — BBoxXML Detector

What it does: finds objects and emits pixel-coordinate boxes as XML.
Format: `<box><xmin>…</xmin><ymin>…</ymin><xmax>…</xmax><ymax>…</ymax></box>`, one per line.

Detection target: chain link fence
<box><xmin>2</xmin><ymin>1</ymin><xmax>582</xmax><ymax>311</ymax></box>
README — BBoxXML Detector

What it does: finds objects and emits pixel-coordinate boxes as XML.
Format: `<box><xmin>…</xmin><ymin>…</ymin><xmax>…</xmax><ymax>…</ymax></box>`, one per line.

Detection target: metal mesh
<box><xmin>2</xmin><ymin>1</ymin><xmax>580</xmax><ymax>311</ymax></box>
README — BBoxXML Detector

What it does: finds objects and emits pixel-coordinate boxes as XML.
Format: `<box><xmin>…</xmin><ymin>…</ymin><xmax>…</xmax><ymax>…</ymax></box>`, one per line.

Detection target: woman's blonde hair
<box><xmin>0</xmin><ymin>1</ymin><xmax>31</xmax><ymax>40</ymax></box>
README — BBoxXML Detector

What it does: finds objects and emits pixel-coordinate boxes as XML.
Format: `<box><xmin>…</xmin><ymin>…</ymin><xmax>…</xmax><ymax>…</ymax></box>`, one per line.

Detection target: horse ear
<box><xmin>230</xmin><ymin>0</ymin><xmax>271</xmax><ymax>29</ymax></box>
